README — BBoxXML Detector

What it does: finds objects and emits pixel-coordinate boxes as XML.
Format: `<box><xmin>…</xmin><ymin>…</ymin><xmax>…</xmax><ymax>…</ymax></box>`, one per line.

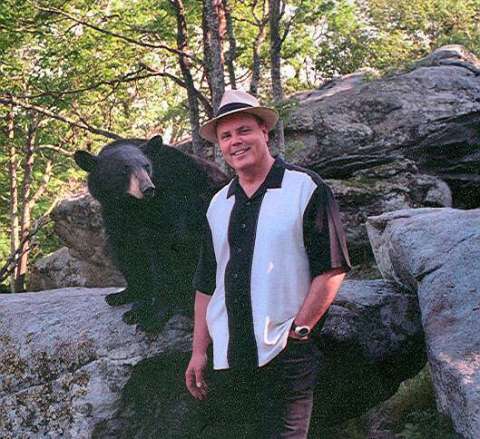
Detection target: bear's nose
<box><xmin>142</xmin><ymin>186</ymin><xmax>155</xmax><ymax>198</ymax></box>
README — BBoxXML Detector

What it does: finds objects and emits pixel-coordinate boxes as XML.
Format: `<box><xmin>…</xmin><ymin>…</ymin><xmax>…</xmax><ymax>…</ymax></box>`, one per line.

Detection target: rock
<box><xmin>286</xmin><ymin>45</ymin><xmax>480</xmax><ymax>208</ymax></box>
<box><xmin>327</xmin><ymin>158</ymin><xmax>452</xmax><ymax>256</ymax></box>
<box><xmin>29</xmin><ymin>247</ymin><xmax>125</xmax><ymax>291</ymax></box>
<box><xmin>28</xmin><ymin>193</ymin><xmax>125</xmax><ymax>291</ymax></box>
<box><xmin>0</xmin><ymin>280</ymin><xmax>424</xmax><ymax>437</ymax></box>
<box><xmin>0</xmin><ymin>287</ymin><xmax>193</xmax><ymax>439</ymax></box>
<box><xmin>311</xmin><ymin>279</ymin><xmax>425</xmax><ymax>426</ymax></box>
<box><xmin>366</xmin><ymin>208</ymin><xmax>480</xmax><ymax>438</ymax></box>
<box><xmin>50</xmin><ymin>192</ymin><xmax>116</xmax><ymax>268</ymax></box>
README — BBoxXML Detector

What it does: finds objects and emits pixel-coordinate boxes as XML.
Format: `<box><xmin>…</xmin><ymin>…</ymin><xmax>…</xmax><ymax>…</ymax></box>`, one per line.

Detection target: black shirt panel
<box><xmin>302</xmin><ymin>181</ymin><xmax>352</xmax><ymax>277</ymax></box>
<box><xmin>225</xmin><ymin>187</ymin><xmax>264</xmax><ymax>369</ymax></box>
<box><xmin>192</xmin><ymin>222</ymin><xmax>217</xmax><ymax>295</ymax></box>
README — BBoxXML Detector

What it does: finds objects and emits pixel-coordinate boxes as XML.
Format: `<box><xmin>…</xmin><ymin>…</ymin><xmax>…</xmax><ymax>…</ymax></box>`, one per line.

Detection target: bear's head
<box><xmin>74</xmin><ymin>136</ymin><xmax>164</xmax><ymax>205</ymax></box>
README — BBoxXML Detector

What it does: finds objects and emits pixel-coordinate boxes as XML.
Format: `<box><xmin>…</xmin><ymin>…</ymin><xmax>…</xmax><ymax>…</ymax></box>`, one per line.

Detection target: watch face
<box><xmin>295</xmin><ymin>326</ymin><xmax>310</xmax><ymax>337</ymax></box>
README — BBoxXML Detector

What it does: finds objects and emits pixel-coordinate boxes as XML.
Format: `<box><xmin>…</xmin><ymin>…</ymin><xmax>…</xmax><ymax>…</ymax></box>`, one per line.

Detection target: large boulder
<box><xmin>29</xmin><ymin>247</ymin><xmax>125</xmax><ymax>291</ymax></box>
<box><xmin>328</xmin><ymin>158</ymin><xmax>451</xmax><ymax>256</ymax></box>
<box><xmin>286</xmin><ymin>45</ymin><xmax>480</xmax><ymax>208</ymax></box>
<box><xmin>28</xmin><ymin>193</ymin><xmax>126</xmax><ymax>290</ymax></box>
<box><xmin>0</xmin><ymin>287</ymin><xmax>192</xmax><ymax>439</ymax></box>
<box><xmin>367</xmin><ymin>208</ymin><xmax>480</xmax><ymax>438</ymax></box>
<box><xmin>0</xmin><ymin>280</ymin><xmax>424</xmax><ymax>438</ymax></box>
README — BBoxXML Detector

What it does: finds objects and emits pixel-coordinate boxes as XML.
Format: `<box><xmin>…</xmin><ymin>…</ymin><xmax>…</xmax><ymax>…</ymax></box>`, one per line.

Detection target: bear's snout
<box><xmin>128</xmin><ymin>169</ymin><xmax>155</xmax><ymax>200</ymax></box>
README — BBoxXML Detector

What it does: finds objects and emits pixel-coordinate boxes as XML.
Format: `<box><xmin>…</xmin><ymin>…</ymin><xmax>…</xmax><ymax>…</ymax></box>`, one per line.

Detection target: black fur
<box><xmin>74</xmin><ymin>136</ymin><xmax>223</xmax><ymax>332</ymax></box>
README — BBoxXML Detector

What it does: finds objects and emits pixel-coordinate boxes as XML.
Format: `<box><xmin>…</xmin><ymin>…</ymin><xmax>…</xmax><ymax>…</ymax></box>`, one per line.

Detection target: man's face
<box><xmin>216</xmin><ymin>112</ymin><xmax>270</xmax><ymax>174</ymax></box>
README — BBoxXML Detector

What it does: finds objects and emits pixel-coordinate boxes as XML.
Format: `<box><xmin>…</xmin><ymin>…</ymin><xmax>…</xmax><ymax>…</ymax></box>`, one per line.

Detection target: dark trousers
<box><xmin>199</xmin><ymin>338</ymin><xmax>321</xmax><ymax>439</ymax></box>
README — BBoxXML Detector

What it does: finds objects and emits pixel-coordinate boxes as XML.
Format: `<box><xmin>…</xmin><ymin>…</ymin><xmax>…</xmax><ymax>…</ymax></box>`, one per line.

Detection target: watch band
<box><xmin>291</xmin><ymin>322</ymin><xmax>311</xmax><ymax>337</ymax></box>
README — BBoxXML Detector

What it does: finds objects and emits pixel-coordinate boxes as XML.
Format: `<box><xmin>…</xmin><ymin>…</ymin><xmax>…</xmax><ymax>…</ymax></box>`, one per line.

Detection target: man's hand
<box><xmin>185</xmin><ymin>353</ymin><xmax>208</xmax><ymax>400</ymax></box>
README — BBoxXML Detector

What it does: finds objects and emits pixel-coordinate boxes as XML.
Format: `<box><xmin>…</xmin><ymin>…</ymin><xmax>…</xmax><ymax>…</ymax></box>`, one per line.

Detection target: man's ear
<box><xmin>262</xmin><ymin>125</ymin><xmax>269</xmax><ymax>142</ymax></box>
<box><xmin>74</xmin><ymin>151</ymin><xmax>97</xmax><ymax>172</ymax></box>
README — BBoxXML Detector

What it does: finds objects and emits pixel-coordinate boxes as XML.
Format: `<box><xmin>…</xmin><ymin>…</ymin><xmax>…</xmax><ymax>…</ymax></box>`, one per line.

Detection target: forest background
<box><xmin>0</xmin><ymin>0</ymin><xmax>479</xmax><ymax>293</ymax></box>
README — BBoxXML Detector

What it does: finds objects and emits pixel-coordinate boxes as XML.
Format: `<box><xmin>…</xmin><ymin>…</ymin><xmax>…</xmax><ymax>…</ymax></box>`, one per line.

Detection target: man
<box><xmin>185</xmin><ymin>89</ymin><xmax>351</xmax><ymax>438</ymax></box>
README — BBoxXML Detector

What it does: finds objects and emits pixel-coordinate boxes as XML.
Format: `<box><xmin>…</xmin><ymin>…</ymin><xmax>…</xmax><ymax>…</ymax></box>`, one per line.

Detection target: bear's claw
<box><xmin>122</xmin><ymin>297</ymin><xmax>175</xmax><ymax>332</ymax></box>
<box><xmin>122</xmin><ymin>300</ymin><xmax>148</xmax><ymax>325</ymax></box>
<box><xmin>136</xmin><ymin>306</ymin><xmax>174</xmax><ymax>333</ymax></box>
<box><xmin>105</xmin><ymin>289</ymin><xmax>138</xmax><ymax>306</ymax></box>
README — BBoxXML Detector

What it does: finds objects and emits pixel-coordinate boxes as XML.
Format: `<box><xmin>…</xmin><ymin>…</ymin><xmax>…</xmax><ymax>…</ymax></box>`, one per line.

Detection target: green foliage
<box><xmin>314</xmin><ymin>366</ymin><xmax>459</xmax><ymax>438</ymax></box>
<box><xmin>312</xmin><ymin>0</ymin><xmax>480</xmax><ymax>78</ymax></box>
<box><xmin>0</xmin><ymin>0</ymin><xmax>478</xmax><ymax>285</ymax></box>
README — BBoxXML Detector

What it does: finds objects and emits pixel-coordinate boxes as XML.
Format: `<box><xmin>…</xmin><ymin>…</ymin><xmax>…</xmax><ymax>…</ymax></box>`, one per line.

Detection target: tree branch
<box><xmin>38</xmin><ymin>144</ymin><xmax>74</xmax><ymax>156</ymax></box>
<box><xmin>139</xmin><ymin>63</ymin><xmax>213</xmax><ymax>115</ymax></box>
<box><xmin>36</xmin><ymin>5</ymin><xmax>201</xmax><ymax>64</ymax></box>
<box><xmin>30</xmin><ymin>160</ymin><xmax>53</xmax><ymax>205</ymax></box>
<box><xmin>12</xmin><ymin>70</ymin><xmax>171</xmax><ymax>99</ymax></box>
<box><xmin>0</xmin><ymin>95</ymin><xmax>122</xmax><ymax>140</ymax></box>
<box><xmin>0</xmin><ymin>196</ymin><xmax>60</xmax><ymax>284</ymax></box>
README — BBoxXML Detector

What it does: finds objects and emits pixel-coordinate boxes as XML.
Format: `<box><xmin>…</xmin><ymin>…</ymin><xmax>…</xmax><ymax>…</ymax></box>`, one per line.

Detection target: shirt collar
<box><xmin>227</xmin><ymin>156</ymin><xmax>286</xmax><ymax>198</ymax></box>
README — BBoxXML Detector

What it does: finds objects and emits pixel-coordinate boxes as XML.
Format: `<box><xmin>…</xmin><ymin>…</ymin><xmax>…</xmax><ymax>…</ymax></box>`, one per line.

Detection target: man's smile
<box><xmin>231</xmin><ymin>147</ymin><xmax>251</xmax><ymax>157</ymax></box>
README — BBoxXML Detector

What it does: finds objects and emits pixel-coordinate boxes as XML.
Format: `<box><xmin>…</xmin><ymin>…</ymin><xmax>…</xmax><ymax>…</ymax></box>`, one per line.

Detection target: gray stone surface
<box><xmin>0</xmin><ymin>280</ymin><xmax>424</xmax><ymax>437</ymax></box>
<box><xmin>328</xmin><ymin>158</ymin><xmax>451</xmax><ymax>255</ymax></box>
<box><xmin>29</xmin><ymin>193</ymin><xmax>125</xmax><ymax>291</ymax></box>
<box><xmin>366</xmin><ymin>208</ymin><xmax>480</xmax><ymax>438</ymax></box>
<box><xmin>29</xmin><ymin>247</ymin><xmax>125</xmax><ymax>291</ymax></box>
<box><xmin>0</xmin><ymin>287</ymin><xmax>192</xmax><ymax>439</ymax></box>
<box><xmin>286</xmin><ymin>45</ymin><xmax>480</xmax><ymax>208</ymax></box>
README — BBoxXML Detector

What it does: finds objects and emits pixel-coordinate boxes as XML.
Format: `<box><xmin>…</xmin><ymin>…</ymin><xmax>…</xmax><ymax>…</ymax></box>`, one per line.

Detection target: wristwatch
<box><xmin>291</xmin><ymin>322</ymin><xmax>311</xmax><ymax>338</ymax></box>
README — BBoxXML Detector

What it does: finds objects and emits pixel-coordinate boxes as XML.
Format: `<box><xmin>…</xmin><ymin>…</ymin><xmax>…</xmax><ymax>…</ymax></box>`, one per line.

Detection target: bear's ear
<box><xmin>142</xmin><ymin>135</ymin><xmax>164</xmax><ymax>153</ymax></box>
<box><xmin>148</xmin><ymin>135</ymin><xmax>163</xmax><ymax>148</ymax></box>
<box><xmin>74</xmin><ymin>151</ymin><xmax>97</xmax><ymax>172</ymax></box>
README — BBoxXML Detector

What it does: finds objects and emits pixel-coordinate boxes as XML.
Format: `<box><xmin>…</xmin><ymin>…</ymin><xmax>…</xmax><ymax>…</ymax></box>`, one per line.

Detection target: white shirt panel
<box><xmin>205</xmin><ymin>184</ymin><xmax>235</xmax><ymax>369</ymax></box>
<box><xmin>249</xmin><ymin>169</ymin><xmax>317</xmax><ymax>366</ymax></box>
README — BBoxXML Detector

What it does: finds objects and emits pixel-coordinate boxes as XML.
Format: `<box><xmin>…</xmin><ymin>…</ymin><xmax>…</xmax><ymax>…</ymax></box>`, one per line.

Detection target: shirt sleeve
<box><xmin>303</xmin><ymin>181</ymin><xmax>352</xmax><ymax>278</ymax></box>
<box><xmin>192</xmin><ymin>220</ymin><xmax>217</xmax><ymax>295</ymax></box>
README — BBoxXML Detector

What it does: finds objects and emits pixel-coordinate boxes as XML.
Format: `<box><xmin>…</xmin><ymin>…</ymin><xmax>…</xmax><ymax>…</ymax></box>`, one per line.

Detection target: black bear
<box><xmin>74</xmin><ymin>136</ymin><xmax>226</xmax><ymax>332</ymax></box>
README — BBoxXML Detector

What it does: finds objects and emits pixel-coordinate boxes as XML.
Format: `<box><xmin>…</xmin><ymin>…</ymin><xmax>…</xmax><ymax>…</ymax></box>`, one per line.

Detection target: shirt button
<box><xmin>236</xmin><ymin>248</ymin><xmax>242</xmax><ymax>254</ymax></box>
<box><xmin>246</xmin><ymin>201</ymin><xmax>251</xmax><ymax>206</ymax></box>
<box><xmin>241</xmin><ymin>223</ymin><xmax>247</xmax><ymax>230</ymax></box>
<box><xmin>233</xmin><ymin>273</ymin><xmax>238</xmax><ymax>279</ymax></box>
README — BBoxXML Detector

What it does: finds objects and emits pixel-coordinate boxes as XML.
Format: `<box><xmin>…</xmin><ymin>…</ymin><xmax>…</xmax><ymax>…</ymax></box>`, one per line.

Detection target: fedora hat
<box><xmin>199</xmin><ymin>89</ymin><xmax>279</xmax><ymax>143</ymax></box>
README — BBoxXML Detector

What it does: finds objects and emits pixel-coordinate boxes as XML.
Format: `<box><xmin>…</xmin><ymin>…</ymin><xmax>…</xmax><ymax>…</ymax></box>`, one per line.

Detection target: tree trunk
<box><xmin>14</xmin><ymin>117</ymin><xmax>37</xmax><ymax>292</ymax></box>
<box><xmin>222</xmin><ymin>0</ymin><xmax>237</xmax><ymax>89</ymax></box>
<box><xmin>249</xmin><ymin>25</ymin><xmax>267</xmax><ymax>97</ymax></box>
<box><xmin>6</xmin><ymin>109</ymin><xmax>19</xmax><ymax>292</ymax></box>
<box><xmin>202</xmin><ymin>0</ymin><xmax>227</xmax><ymax>167</ymax></box>
<box><xmin>170</xmin><ymin>0</ymin><xmax>209</xmax><ymax>159</ymax></box>
<box><xmin>202</xmin><ymin>0</ymin><xmax>226</xmax><ymax>113</ymax></box>
<box><xmin>269</xmin><ymin>0</ymin><xmax>285</xmax><ymax>158</ymax></box>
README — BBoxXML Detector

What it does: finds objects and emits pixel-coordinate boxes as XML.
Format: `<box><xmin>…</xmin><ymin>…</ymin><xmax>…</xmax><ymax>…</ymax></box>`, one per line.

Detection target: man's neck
<box><xmin>237</xmin><ymin>155</ymin><xmax>275</xmax><ymax>197</ymax></box>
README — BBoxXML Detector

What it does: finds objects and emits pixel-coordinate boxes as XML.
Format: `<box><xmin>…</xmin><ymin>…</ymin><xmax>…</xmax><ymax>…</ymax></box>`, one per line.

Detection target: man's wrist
<box><xmin>191</xmin><ymin>349</ymin><xmax>208</xmax><ymax>358</ymax></box>
<box><xmin>290</xmin><ymin>321</ymin><xmax>312</xmax><ymax>338</ymax></box>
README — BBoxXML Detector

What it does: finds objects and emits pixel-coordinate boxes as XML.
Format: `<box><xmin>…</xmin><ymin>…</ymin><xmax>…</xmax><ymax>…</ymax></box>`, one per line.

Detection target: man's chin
<box><xmin>229</xmin><ymin>155</ymin><xmax>254</xmax><ymax>172</ymax></box>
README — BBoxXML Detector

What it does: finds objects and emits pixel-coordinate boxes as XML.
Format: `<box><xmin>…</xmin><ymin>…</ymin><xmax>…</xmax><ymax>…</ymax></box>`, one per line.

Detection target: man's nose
<box><xmin>231</xmin><ymin>133</ymin><xmax>242</xmax><ymax>145</ymax></box>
